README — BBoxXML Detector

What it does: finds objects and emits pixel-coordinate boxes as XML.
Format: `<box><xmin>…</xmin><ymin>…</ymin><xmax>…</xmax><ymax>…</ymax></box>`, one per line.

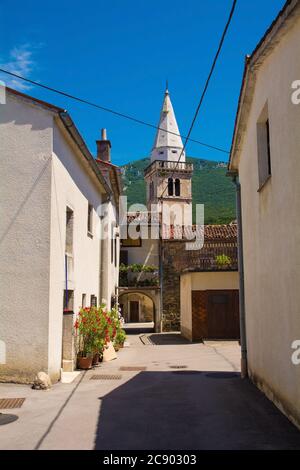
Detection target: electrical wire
<box><xmin>158</xmin><ymin>0</ymin><xmax>237</xmax><ymax>199</ymax></box>
<box><xmin>0</xmin><ymin>67</ymin><xmax>229</xmax><ymax>155</ymax></box>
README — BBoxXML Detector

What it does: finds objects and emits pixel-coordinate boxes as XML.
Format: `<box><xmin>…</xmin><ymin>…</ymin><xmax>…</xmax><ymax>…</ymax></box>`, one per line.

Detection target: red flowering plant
<box><xmin>74</xmin><ymin>307</ymin><xmax>100</xmax><ymax>358</ymax></box>
<box><xmin>74</xmin><ymin>305</ymin><xmax>120</xmax><ymax>358</ymax></box>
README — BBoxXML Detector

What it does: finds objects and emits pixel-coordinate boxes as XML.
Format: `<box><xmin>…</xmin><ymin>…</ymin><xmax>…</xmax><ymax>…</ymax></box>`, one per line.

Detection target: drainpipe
<box><xmin>228</xmin><ymin>171</ymin><xmax>248</xmax><ymax>378</ymax></box>
<box><xmin>158</xmin><ymin>240</ymin><xmax>163</xmax><ymax>333</ymax></box>
<box><xmin>65</xmin><ymin>254</ymin><xmax>68</xmax><ymax>309</ymax></box>
<box><xmin>99</xmin><ymin>195</ymin><xmax>111</xmax><ymax>307</ymax></box>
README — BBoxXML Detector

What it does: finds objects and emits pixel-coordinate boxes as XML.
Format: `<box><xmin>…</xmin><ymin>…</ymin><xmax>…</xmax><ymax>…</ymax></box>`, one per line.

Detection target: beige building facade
<box><xmin>229</xmin><ymin>0</ymin><xmax>300</xmax><ymax>429</ymax></box>
<box><xmin>181</xmin><ymin>271</ymin><xmax>239</xmax><ymax>341</ymax></box>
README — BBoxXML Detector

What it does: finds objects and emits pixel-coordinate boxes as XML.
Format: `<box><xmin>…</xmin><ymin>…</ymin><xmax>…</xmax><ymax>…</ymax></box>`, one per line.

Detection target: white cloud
<box><xmin>0</xmin><ymin>44</ymin><xmax>37</xmax><ymax>91</ymax></box>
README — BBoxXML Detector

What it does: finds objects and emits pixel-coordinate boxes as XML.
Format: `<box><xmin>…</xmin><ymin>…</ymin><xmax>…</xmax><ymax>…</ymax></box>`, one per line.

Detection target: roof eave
<box><xmin>229</xmin><ymin>0</ymin><xmax>300</xmax><ymax>171</ymax></box>
<box><xmin>58</xmin><ymin>112</ymin><xmax>112</xmax><ymax>196</ymax></box>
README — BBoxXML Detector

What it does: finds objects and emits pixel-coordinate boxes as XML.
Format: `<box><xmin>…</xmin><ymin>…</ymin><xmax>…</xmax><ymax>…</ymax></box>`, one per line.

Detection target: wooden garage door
<box><xmin>192</xmin><ymin>290</ymin><xmax>239</xmax><ymax>341</ymax></box>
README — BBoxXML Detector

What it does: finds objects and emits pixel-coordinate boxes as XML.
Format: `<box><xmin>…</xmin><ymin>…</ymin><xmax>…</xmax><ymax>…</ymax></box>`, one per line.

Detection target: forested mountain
<box><xmin>122</xmin><ymin>157</ymin><xmax>236</xmax><ymax>224</ymax></box>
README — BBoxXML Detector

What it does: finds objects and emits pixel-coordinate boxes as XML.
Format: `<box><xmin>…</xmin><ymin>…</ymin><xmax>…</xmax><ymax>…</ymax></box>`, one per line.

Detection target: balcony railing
<box><xmin>144</xmin><ymin>160</ymin><xmax>193</xmax><ymax>176</ymax></box>
<box><xmin>119</xmin><ymin>264</ymin><xmax>159</xmax><ymax>288</ymax></box>
<box><xmin>173</xmin><ymin>243</ymin><xmax>238</xmax><ymax>272</ymax></box>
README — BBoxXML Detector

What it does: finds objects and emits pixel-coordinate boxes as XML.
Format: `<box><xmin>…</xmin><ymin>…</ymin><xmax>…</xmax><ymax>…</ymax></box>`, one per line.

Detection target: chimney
<box><xmin>96</xmin><ymin>128</ymin><xmax>111</xmax><ymax>162</ymax></box>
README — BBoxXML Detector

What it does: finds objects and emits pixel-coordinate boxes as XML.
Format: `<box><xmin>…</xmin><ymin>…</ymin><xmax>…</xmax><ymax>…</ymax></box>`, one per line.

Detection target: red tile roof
<box><xmin>125</xmin><ymin>212</ymin><xmax>237</xmax><ymax>242</ymax></box>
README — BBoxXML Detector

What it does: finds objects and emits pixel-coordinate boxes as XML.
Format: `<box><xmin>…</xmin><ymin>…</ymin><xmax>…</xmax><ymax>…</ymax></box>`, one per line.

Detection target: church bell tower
<box><xmin>144</xmin><ymin>87</ymin><xmax>193</xmax><ymax>226</ymax></box>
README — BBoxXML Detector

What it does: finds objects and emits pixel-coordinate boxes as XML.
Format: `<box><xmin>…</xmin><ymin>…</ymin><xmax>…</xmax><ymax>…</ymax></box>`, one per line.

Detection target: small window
<box><xmin>63</xmin><ymin>290</ymin><xmax>74</xmax><ymax>311</ymax></box>
<box><xmin>121</xmin><ymin>233</ymin><xmax>142</xmax><ymax>247</ymax></box>
<box><xmin>111</xmin><ymin>226</ymin><xmax>114</xmax><ymax>263</ymax></box>
<box><xmin>82</xmin><ymin>293</ymin><xmax>86</xmax><ymax>308</ymax></box>
<box><xmin>114</xmin><ymin>238</ymin><xmax>117</xmax><ymax>267</ymax></box>
<box><xmin>65</xmin><ymin>207</ymin><xmax>74</xmax><ymax>254</ymax></box>
<box><xmin>175</xmin><ymin>178</ymin><xmax>180</xmax><ymax>196</ymax></box>
<box><xmin>159</xmin><ymin>151</ymin><xmax>164</xmax><ymax>155</ymax></box>
<box><xmin>172</xmin><ymin>150</ymin><xmax>177</xmax><ymax>154</ymax></box>
<box><xmin>120</xmin><ymin>250</ymin><xmax>128</xmax><ymax>265</ymax></box>
<box><xmin>90</xmin><ymin>295</ymin><xmax>97</xmax><ymax>307</ymax></box>
<box><xmin>168</xmin><ymin>178</ymin><xmax>174</xmax><ymax>196</ymax></box>
<box><xmin>87</xmin><ymin>203</ymin><xmax>93</xmax><ymax>236</ymax></box>
<box><xmin>149</xmin><ymin>181</ymin><xmax>154</xmax><ymax>200</ymax></box>
<box><xmin>257</xmin><ymin>104</ymin><xmax>272</xmax><ymax>190</ymax></box>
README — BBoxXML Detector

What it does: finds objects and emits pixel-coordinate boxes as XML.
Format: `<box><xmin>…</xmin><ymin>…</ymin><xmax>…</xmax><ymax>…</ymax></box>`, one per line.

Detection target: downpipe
<box><xmin>230</xmin><ymin>173</ymin><xmax>248</xmax><ymax>378</ymax></box>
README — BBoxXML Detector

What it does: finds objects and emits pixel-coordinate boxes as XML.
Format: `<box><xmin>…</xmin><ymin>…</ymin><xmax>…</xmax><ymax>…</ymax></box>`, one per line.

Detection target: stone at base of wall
<box><xmin>0</xmin><ymin>369</ymin><xmax>61</xmax><ymax>385</ymax></box>
<box><xmin>162</xmin><ymin>321</ymin><xmax>180</xmax><ymax>332</ymax></box>
<box><xmin>249</xmin><ymin>369</ymin><xmax>300</xmax><ymax>432</ymax></box>
<box><xmin>162</xmin><ymin>313</ymin><xmax>180</xmax><ymax>332</ymax></box>
<box><xmin>62</xmin><ymin>359</ymin><xmax>74</xmax><ymax>372</ymax></box>
<box><xmin>181</xmin><ymin>325</ymin><xmax>192</xmax><ymax>341</ymax></box>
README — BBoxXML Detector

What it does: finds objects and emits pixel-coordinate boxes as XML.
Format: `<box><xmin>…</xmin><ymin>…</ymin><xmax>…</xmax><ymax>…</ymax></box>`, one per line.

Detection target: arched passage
<box><xmin>118</xmin><ymin>289</ymin><xmax>161</xmax><ymax>332</ymax></box>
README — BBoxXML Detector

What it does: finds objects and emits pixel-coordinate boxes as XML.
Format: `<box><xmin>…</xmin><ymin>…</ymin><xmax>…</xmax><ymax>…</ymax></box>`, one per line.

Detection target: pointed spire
<box><xmin>151</xmin><ymin>87</ymin><xmax>185</xmax><ymax>163</ymax></box>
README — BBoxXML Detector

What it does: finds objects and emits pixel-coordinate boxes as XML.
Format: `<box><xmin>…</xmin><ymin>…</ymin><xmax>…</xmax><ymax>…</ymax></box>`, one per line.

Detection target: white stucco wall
<box><xmin>236</xmin><ymin>18</ymin><xmax>300</xmax><ymax>427</ymax></box>
<box><xmin>0</xmin><ymin>94</ymin><xmax>53</xmax><ymax>382</ymax></box>
<box><xmin>48</xmin><ymin>121</ymin><xmax>106</xmax><ymax>380</ymax></box>
<box><xmin>0</xmin><ymin>91</ymin><xmax>120</xmax><ymax>383</ymax></box>
<box><xmin>180</xmin><ymin>271</ymin><xmax>239</xmax><ymax>341</ymax></box>
<box><xmin>99</xmin><ymin>199</ymin><xmax>119</xmax><ymax>310</ymax></box>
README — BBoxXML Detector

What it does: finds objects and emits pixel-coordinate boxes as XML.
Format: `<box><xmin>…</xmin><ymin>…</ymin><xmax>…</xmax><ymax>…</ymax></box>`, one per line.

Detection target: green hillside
<box><xmin>122</xmin><ymin>156</ymin><xmax>236</xmax><ymax>224</ymax></box>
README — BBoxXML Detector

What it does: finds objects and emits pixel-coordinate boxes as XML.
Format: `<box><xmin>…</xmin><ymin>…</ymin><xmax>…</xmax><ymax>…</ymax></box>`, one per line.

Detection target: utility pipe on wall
<box><xmin>228</xmin><ymin>171</ymin><xmax>248</xmax><ymax>378</ymax></box>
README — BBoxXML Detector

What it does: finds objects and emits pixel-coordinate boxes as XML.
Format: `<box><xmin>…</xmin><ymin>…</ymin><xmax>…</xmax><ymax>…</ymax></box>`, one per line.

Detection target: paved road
<box><xmin>0</xmin><ymin>330</ymin><xmax>300</xmax><ymax>450</ymax></box>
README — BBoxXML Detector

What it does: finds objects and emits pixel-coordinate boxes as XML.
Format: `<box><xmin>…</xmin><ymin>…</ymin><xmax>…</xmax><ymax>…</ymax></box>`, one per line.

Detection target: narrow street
<box><xmin>0</xmin><ymin>326</ymin><xmax>300</xmax><ymax>450</ymax></box>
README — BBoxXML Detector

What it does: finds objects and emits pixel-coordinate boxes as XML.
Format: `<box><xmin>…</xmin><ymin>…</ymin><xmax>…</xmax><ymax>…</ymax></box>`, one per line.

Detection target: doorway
<box><xmin>192</xmin><ymin>290</ymin><xmax>240</xmax><ymax>340</ymax></box>
<box><xmin>130</xmin><ymin>301</ymin><xmax>139</xmax><ymax>322</ymax></box>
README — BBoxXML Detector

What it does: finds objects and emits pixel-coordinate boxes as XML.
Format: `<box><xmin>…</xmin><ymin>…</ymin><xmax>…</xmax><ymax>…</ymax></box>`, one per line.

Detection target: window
<box><xmin>168</xmin><ymin>178</ymin><xmax>174</xmax><ymax>196</ymax></box>
<box><xmin>159</xmin><ymin>151</ymin><xmax>164</xmax><ymax>155</ymax></box>
<box><xmin>82</xmin><ymin>293</ymin><xmax>86</xmax><ymax>308</ymax></box>
<box><xmin>121</xmin><ymin>225</ymin><xmax>142</xmax><ymax>247</ymax></box>
<box><xmin>87</xmin><ymin>203</ymin><xmax>93</xmax><ymax>236</ymax></box>
<box><xmin>114</xmin><ymin>238</ymin><xmax>117</xmax><ymax>267</ymax></box>
<box><xmin>120</xmin><ymin>250</ymin><xmax>128</xmax><ymax>265</ymax></box>
<box><xmin>149</xmin><ymin>181</ymin><xmax>154</xmax><ymax>200</ymax></box>
<box><xmin>111</xmin><ymin>226</ymin><xmax>114</xmax><ymax>264</ymax></box>
<box><xmin>266</xmin><ymin>119</ymin><xmax>272</xmax><ymax>177</ymax></box>
<box><xmin>172</xmin><ymin>150</ymin><xmax>177</xmax><ymax>154</ymax></box>
<box><xmin>63</xmin><ymin>290</ymin><xmax>74</xmax><ymax>311</ymax></box>
<box><xmin>121</xmin><ymin>234</ymin><xmax>142</xmax><ymax>247</ymax></box>
<box><xmin>65</xmin><ymin>207</ymin><xmax>74</xmax><ymax>254</ymax></box>
<box><xmin>257</xmin><ymin>104</ymin><xmax>272</xmax><ymax>189</ymax></box>
<box><xmin>175</xmin><ymin>178</ymin><xmax>180</xmax><ymax>196</ymax></box>
<box><xmin>90</xmin><ymin>295</ymin><xmax>97</xmax><ymax>307</ymax></box>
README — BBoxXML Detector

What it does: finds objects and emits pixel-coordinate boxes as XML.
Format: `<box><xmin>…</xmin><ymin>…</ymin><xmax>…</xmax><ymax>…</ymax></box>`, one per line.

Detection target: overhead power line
<box><xmin>159</xmin><ymin>0</ymin><xmax>237</xmax><ymax>199</ymax></box>
<box><xmin>0</xmin><ymin>68</ymin><xmax>229</xmax><ymax>155</ymax></box>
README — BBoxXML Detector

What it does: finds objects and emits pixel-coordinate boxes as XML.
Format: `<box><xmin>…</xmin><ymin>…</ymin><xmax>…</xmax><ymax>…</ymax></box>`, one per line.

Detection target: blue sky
<box><xmin>0</xmin><ymin>0</ymin><xmax>285</xmax><ymax>165</ymax></box>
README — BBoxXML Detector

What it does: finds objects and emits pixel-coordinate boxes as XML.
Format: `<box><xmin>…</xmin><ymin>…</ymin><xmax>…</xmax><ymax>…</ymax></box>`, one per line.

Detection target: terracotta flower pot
<box><xmin>77</xmin><ymin>355</ymin><xmax>93</xmax><ymax>370</ymax></box>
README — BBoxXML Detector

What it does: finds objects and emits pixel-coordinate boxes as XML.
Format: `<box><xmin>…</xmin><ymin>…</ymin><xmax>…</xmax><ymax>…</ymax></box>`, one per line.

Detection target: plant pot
<box><xmin>77</xmin><ymin>355</ymin><xmax>93</xmax><ymax>370</ymax></box>
<box><xmin>114</xmin><ymin>345</ymin><xmax>120</xmax><ymax>352</ymax></box>
<box><xmin>92</xmin><ymin>353</ymin><xmax>100</xmax><ymax>365</ymax></box>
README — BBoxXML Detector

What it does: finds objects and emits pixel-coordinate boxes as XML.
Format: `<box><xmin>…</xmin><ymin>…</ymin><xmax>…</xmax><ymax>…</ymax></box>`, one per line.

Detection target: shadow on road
<box><xmin>94</xmin><ymin>371</ymin><xmax>300</xmax><ymax>450</ymax></box>
<box><xmin>147</xmin><ymin>333</ymin><xmax>202</xmax><ymax>345</ymax></box>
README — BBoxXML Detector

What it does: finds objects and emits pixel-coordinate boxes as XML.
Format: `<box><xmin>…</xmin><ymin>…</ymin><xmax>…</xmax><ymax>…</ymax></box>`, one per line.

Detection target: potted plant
<box><xmin>75</xmin><ymin>307</ymin><xmax>99</xmax><ymax>370</ymax></box>
<box><xmin>215</xmin><ymin>254</ymin><xmax>232</xmax><ymax>269</ymax></box>
<box><xmin>114</xmin><ymin>329</ymin><xmax>126</xmax><ymax>350</ymax></box>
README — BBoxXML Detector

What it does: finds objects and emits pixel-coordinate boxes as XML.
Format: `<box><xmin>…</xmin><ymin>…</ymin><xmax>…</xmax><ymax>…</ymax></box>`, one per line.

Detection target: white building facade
<box><xmin>229</xmin><ymin>0</ymin><xmax>300</xmax><ymax>429</ymax></box>
<box><xmin>0</xmin><ymin>88</ymin><xmax>121</xmax><ymax>383</ymax></box>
